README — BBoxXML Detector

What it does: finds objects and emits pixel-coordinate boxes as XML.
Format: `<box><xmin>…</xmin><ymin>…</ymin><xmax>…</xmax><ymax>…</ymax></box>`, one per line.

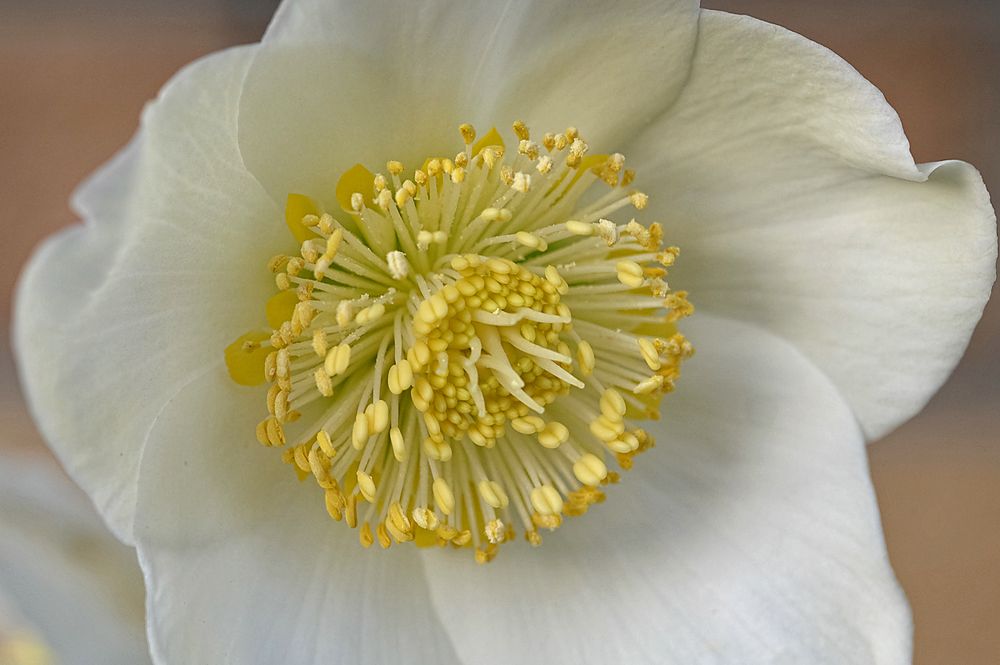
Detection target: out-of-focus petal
<box><xmin>628</xmin><ymin>11</ymin><xmax>997</xmax><ymax>439</ymax></box>
<box><xmin>14</xmin><ymin>45</ymin><xmax>285</xmax><ymax>543</ymax></box>
<box><xmin>421</xmin><ymin>314</ymin><xmax>911</xmax><ymax>664</ymax></box>
<box><xmin>133</xmin><ymin>369</ymin><xmax>460</xmax><ymax>665</ymax></box>
<box><xmin>0</xmin><ymin>460</ymin><xmax>149</xmax><ymax>665</ymax></box>
<box><xmin>237</xmin><ymin>0</ymin><xmax>700</xmax><ymax>202</ymax></box>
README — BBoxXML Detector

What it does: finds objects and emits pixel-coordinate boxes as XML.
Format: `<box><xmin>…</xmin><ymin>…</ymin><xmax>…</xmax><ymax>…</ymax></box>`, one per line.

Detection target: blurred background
<box><xmin>0</xmin><ymin>1</ymin><xmax>996</xmax><ymax>663</ymax></box>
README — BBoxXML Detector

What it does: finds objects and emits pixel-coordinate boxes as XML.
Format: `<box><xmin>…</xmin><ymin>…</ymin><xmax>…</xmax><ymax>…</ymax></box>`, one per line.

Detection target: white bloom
<box><xmin>13</xmin><ymin>1</ymin><xmax>996</xmax><ymax>664</ymax></box>
<box><xmin>0</xmin><ymin>459</ymin><xmax>149</xmax><ymax>665</ymax></box>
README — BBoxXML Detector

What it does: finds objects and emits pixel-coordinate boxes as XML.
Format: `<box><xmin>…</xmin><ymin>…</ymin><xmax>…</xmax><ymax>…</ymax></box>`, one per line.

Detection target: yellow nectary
<box><xmin>226</xmin><ymin>122</ymin><xmax>694</xmax><ymax>562</ymax></box>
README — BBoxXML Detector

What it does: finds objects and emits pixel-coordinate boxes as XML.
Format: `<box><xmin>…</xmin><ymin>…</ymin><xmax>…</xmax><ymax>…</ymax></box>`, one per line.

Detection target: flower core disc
<box><xmin>226</xmin><ymin>123</ymin><xmax>694</xmax><ymax>561</ymax></box>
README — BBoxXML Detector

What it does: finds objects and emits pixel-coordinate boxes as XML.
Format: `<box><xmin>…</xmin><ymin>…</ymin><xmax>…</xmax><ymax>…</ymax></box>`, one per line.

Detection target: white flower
<box><xmin>0</xmin><ymin>459</ymin><xmax>149</xmax><ymax>665</ymax></box>
<box><xmin>13</xmin><ymin>1</ymin><xmax>996</xmax><ymax>664</ymax></box>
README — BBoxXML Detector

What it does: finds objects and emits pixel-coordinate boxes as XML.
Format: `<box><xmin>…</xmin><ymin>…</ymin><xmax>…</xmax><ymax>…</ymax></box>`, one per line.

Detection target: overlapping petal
<box><xmin>420</xmin><ymin>313</ymin><xmax>911</xmax><ymax>665</ymax></box>
<box><xmin>237</xmin><ymin>0</ymin><xmax>700</xmax><ymax>202</ymax></box>
<box><xmin>133</xmin><ymin>370</ymin><xmax>461</xmax><ymax>665</ymax></box>
<box><xmin>14</xmin><ymin>46</ymin><xmax>286</xmax><ymax>542</ymax></box>
<box><xmin>628</xmin><ymin>11</ymin><xmax>997</xmax><ymax>440</ymax></box>
<box><xmin>0</xmin><ymin>460</ymin><xmax>149</xmax><ymax>664</ymax></box>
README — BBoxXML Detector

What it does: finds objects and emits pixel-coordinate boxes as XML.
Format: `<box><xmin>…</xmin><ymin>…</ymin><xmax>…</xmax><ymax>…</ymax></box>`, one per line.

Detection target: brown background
<box><xmin>0</xmin><ymin>1</ymin><xmax>997</xmax><ymax>663</ymax></box>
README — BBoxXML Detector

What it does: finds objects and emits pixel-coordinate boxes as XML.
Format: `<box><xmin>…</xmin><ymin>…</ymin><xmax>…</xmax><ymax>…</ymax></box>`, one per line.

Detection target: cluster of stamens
<box><xmin>227</xmin><ymin>122</ymin><xmax>694</xmax><ymax>561</ymax></box>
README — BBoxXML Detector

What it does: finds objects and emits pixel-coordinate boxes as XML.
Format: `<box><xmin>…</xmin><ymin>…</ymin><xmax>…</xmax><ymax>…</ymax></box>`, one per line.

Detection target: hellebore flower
<box><xmin>14</xmin><ymin>1</ymin><xmax>996</xmax><ymax>663</ymax></box>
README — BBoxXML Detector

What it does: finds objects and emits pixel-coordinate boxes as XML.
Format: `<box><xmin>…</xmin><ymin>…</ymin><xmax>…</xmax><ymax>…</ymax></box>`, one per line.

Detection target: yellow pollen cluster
<box><xmin>409</xmin><ymin>255</ymin><xmax>578</xmax><ymax>450</ymax></box>
<box><xmin>225</xmin><ymin>122</ymin><xmax>694</xmax><ymax>561</ymax></box>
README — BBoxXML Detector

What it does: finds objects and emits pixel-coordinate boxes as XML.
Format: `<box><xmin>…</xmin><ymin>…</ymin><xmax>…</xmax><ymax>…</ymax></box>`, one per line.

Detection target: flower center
<box><xmin>226</xmin><ymin>122</ymin><xmax>694</xmax><ymax>561</ymax></box>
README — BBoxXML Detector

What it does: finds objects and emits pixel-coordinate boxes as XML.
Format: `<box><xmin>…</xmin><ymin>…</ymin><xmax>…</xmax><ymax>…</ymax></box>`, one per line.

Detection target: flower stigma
<box><xmin>226</xmin><ymin>122</ymin><xmax>694</xmax><ymax>562</ymax></box>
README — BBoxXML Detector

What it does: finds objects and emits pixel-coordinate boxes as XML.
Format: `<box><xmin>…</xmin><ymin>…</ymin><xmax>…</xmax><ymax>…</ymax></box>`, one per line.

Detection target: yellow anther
<box><xmin>371</xmin><ymin>400</ymin><xmax>390</xmax><ymax>434</ymax></box>
<box><xmin>325</xmin><ymin>344</ymin><xmax>351</xmax><ymax>376</ymax></box>
<box><xmin>530</xmin><ymin>485</ymin><xmax>564</xmax><ymax>516</ymax></box>
<box><xmin>630</xmin><ymin>192</ymin><xmax>649</xmax><ymax>209</ymax></box>
<box><xmin>589</xmin><ymin>415</ymin><xmax>624</xmax><ymax>442</ymax></box>
<box><xmin>638</xmin><ymin>338</ymin><xmax>661</xmax><ymax>370</ymax></box>
<box><xmin>634</xmin><ymin>375</ymin><xmax>665</xmax><ymax>395</ymax></box>
<box><xmin>459</xmin><ymin>123</ymin><xmax>476</xmax><ymax>145</ymax></box>
<box><xmin>376</xmin><ymin>522</ymin><xmax>393</xmax><ymax>548</ymax></box>
<box><xmin>359</xmin><ymin>522</ymin><xmax>374</xmax><ymax>548</ymax></box>
<box><xmin>537</xmin><ymin>421</ymin><xmax>569</xmax><ymax>449</ymax></box>
<box><xmin>422</xmin><ymin>436</ymin><xmax>452</xmax><ymax>462</ymax></box>
<box><xmin>335</xmin><ymin>300</ymin><xmax>353</xmax><ymax>327</ymax></box>
<box><xmin>355</xmin><ymin>302</ymin><xmax>386</xmax><ymax>325</ymax></box>
<box><xmin>433</xmin><ymin>478</ymin><xmax>455</xmax><ymax>515</ymax></box>
<box><xmin>273</xmin><ymin>389</ymin><xmax>289</xmax><ymax>422</ymax></box>
<box><xmin>389</xmin><ymin>427</ymin><xmax>406</xmax><ymax>462</ymax></box>
<box><xmin>312</xmin><ymin>329</ymin><xmax>327</xmax><ymax>357</ymax></box>
<box><xmin>316</xmin><ymin>430</ymin><xmax>335</xmax><ymax>457</ymax></box>
<box><xmin>293</xmin><ymin>445</ymin><xmax>310</xmax><ymax>473</ymax></box>
<box><xmin>314</xmin><ymin>367</ymin><xmax>334</xmax><ymax>397</ymax></box>
<box><xmin>485</xmin><ymin>519</ymin><xmax>506</xmax><ymax>544</ymax></box>
<box><xmin>387</xmin><ymin>160</ymin><xmax>404</xmax><ymax>175</ymax></box>
<box><xmin>512</xmin><ymin>120</ymin><xmax>530</xmax><ymax>141</ymax></box>
<box><xmin>411</xmin><ymin>506</ymin><xmax>439</xmax><ymax>531</ymax></box>
<box><xmin>345</xmin><ymin>494</ymin><xmax>358</xmax><ymax>528</ymax></box>
<box><xmin>376</xmin><ymin>188</ymin><xmax>393</xmax><ymax>210</ymax></box>
<box><xmin>356</xmin><ymin>471</ymin><xmax>376</xmax><ymax>502</ymax></box>
<box><xmin>265</xmin><ymin>417</ymin><xmax>285</xmax><ymax>447</ymax></box>
<box><xmin>351</xmin><ymin>412</ymin><xmax>369</xmax><ymax>450</ymax></box>
<box><xmin>300</xmin><ymin>241</ymin><xmax>320</xmax><ymax>263</ymax></box>
<box><xmin>394</xmin><ymin>187</ymin><xmax>411</xmax><ymax>208</ymax></box>
<box><xmin>386</xmin><ymin>250</ymin><xmax>409</xmax><ymax>280</ymax></box>
<box><xmin>599</xmin><ymin>388</ymin><xmax>627</xmax><ymax>420</ymax></box>
<box><xmin>511</xmin><ymin>415</ymin><xmax>545</xmax><ymax>434</ymax></box>
<box><xmin>576</xmin><ymin>340</ymin><xmax>596</xmax><ymax>375</ymax></box>
<box><xmin>518</xmin><ymin>140</ymin><xmax>539</xmax><ymax>160</ymax></box>
<box><xmin>308</xmin><ymin>447</ymin><xmax>329</xmax><ymax>481</ymax></box>
<box><xmin>268</xmin><ymin>254</ymin><xmax>289</xmax><ymax>273</ymax></box>
<box><xmin>515</xmin><ymin>231</ymin><xmax>543</xmax><ymax>250</ymax></box>
<box><xmin>285</xmin><ymin>257</ymin><xmax>304</xmax><ymax>276</ymax></box>
<box><xmin>477</xmin><ymin>480</ymin><xmax>510</xmax><ymax>509</ymax></box>
<box><xmin>255</xmin><ymin>418</ymin><xmax>270</xmax><ymax>445</ymax></box>
<box><xmin>325</xmin><ymin>229</ymin><xmax>343</xmax><ymax>257</ymax></box>
<box><xmin>325</xmin><ymin>489</ymin><xmax>344</xmax><ymax>520</ymax></box>
<box><xmin>544</xmin><ymin>265</ymin><xmax>568</xmax><ymax>293</ymax></box>
<box><xmin>387</xmin><ymin>359</ymin><xmax>414</xmax><ymax>394</ymax></box>
<box><xmin>511</xmin><ymin>172</ymin><xmax>531</xmax><ymax>193</ymax></box>
<box><xmin>616</xmin><ymin>260</ymin><xmax>645</xmax><ymax>288</ymax></box>
<box><xmin>596</xmin><ymin>219</ymin><xmax>618</xmax><ymax>245</ymax></box>
<box><xmin>573</xmin><ymin>454</ymin><xmax>608</xmax><ymax>486</ymax></box>
<box><xmin>565</xmin><ymin>220</ymin><xmax>593</xmax><ymax>236</ymax></box>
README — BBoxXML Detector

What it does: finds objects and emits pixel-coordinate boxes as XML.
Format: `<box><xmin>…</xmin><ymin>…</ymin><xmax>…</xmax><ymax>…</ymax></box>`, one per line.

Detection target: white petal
<box><xmin>238</xmin><ymin>0</ymin><xmax>700</xmax><ymax>201</ymax></box>
<box><xmin>133</xmin><ymin>369</ymin><xmax>460</xmax><ymax>665</ymax></box>
<box><xmin>627</xmin><ymin>11</ymin><xmax>997</xmax><ymax>440</ymax></box>
<box><xmin>14</xmin><ymin>45</ymin><xmax>285</xmax><ymax>543</ymax></box>
<box><xmin>421</xmin><ymin>313</ymin><xmax>910</xmax><ymax>665</ymax></box>
<box><xmin>0</xmin><ymin>459</ymin><xmax>149</xmax><ymax>664</ymax></box>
